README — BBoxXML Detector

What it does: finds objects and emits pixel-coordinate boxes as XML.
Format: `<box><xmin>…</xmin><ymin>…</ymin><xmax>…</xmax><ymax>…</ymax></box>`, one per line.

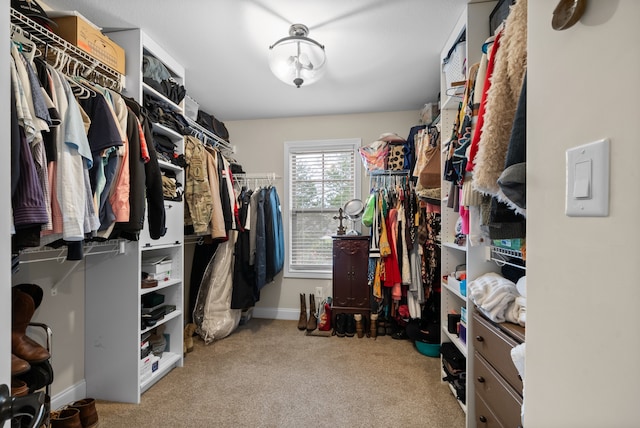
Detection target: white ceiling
<box><xmin>40</xmin><ymin>0</ymin><xmax>469</xmax><ymax>121</ymax></box>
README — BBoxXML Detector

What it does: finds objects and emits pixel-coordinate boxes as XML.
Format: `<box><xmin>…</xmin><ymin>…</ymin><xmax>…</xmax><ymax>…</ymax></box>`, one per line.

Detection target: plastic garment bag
<box><xmin>193</xmin><ymin>233</ymin><xmax>241</xmax><ymax>344</ymax></box>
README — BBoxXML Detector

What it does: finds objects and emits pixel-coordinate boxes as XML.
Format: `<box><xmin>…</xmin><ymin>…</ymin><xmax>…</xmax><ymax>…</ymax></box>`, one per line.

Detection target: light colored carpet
<box><xmin>94</xmin><ymin>319</ymin><xmax>465</xmax><ymax>427</ymax></box>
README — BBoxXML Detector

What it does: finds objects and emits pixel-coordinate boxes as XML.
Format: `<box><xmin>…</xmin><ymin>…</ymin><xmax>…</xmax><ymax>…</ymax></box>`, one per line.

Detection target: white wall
<box><xmin>1</xmin><ymin>0</ymin><xmax>10</xmax><ymax>411</ymax></box>
<box><xmin>225</xmin><ymin>110</ymin><xmax>419</xmax><ymax>319</ymax></box>
<box><xmin>526</xmin><ymin>1</ymin><xmax>640</xmax><ymax>426</ymax></box>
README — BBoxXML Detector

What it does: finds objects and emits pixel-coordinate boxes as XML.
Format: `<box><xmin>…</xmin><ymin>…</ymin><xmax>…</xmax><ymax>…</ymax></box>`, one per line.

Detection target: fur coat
<box><xmin>472</xmin><ymin>0</ymin><xmax>527</xmax><ymax>196</ymax></box>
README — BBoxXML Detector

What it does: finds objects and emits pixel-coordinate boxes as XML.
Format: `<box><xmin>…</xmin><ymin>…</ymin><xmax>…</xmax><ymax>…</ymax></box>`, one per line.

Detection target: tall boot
<box><xmin>12</xmin><ymin>288</ymin><xmax>50</xmax><ymax>363</ymax></box>
<box><xmin>370</xmin><ymin>313</ymin><xmax>378</xmax><ymax>339</ymax></box>
<box><xmin>306</xmin><ymin>294</ymin><xmax>317</xmax><ymax>332</ymax></box>
<box><xmin>354</xmin><ymin>314</ymin><xmax>364</xmax><ymax>338</ymax></box>
<box><xmin>297</xmin><ymin>293</ymin><xmax>307</xmax><ymax>330</ymax></box>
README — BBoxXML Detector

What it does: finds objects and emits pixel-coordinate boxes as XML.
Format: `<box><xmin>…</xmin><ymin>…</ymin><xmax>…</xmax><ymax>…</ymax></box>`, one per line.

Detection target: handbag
<box><xmin>361</xmin><ymin>193</ymin><xmax>375</xmax><ymax>227</ymax></box>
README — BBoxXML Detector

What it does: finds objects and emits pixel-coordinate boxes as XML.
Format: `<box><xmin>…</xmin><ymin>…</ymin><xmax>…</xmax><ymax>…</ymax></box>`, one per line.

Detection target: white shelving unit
<box><xmin>84</xmin><ymin>29</ymin><xmax>186</xmax><ymax>404</ymax></box>
<box><xmin>438</xmin><ymin>2</ymin><xmax>498</xmax><ymax>426</ymax></box>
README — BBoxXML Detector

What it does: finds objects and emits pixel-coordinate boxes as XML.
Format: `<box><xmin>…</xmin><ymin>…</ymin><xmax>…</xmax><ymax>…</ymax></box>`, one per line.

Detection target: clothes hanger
<box><xmin>11</xmin><ymin>29</ymin><xmax>37</xmax><ymax>63</ymax></box>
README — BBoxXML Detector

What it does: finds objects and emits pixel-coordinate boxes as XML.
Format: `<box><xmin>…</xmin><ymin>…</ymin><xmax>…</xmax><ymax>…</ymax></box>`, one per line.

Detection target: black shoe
<box><xmin>377</xmin><ymin>317</ymin><xmax>386</xmax><ymax>336</ymax></box>
<box><xmin>335</xmin><ymin>314</ymin><xmax>346</xmax><ymax>337</ymax></box>
<box><xmin>345</xmin><ymin>314</ymin><xmax>356</xmax><ymax>337</ymax></box>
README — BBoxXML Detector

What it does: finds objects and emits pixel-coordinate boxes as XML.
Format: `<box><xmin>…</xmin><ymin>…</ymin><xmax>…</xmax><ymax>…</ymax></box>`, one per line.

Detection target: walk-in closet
<box><xmin>3</xmin><ymin>1</ymin><xmax>639</xmax><ymax>427</ymax></box>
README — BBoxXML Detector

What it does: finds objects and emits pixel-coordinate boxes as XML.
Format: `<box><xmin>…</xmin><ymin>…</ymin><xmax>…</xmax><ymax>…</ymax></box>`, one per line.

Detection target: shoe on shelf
<box><xmin>11</xmin><ymin>353</ymin><xmax>30</xmax><ymax>376</ymax></box>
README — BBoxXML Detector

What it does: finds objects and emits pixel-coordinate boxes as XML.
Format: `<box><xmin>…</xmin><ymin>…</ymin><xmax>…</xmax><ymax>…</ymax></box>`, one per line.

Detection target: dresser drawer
<box><xmin>475</xmin><ymin>393</ymin><xmax>504</xmax><ymax>428</ymax></box>
<box><xmin>474</xmin><ymin>353</ymin><xmax>523</xmax><ymax>428</ymax></box>
<box><xmin>473</xmin><ymin>311</ymin><xmax>523</xmax><ymax>392</ymax></box>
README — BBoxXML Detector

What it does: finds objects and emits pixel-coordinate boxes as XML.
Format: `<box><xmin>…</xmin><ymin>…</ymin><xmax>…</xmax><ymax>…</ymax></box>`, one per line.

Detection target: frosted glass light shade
<box><xmin>269</xmin><ymin>24</ymin><xmax>326</xmax><ymax>88</ymax></box>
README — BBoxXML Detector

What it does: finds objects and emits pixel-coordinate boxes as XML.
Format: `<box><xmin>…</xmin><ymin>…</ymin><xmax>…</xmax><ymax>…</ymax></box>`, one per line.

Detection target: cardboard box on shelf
<box><xmin>52</xmin><ymin>15</ymin><xmax>125</xmax><ymax>74</ymax></box>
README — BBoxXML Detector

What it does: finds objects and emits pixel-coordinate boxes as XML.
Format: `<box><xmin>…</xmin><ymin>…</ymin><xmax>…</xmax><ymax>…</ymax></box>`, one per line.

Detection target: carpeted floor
<box><xmin>94</xmin><ymin>318</ymin><xmax>465</xmax><ymax>427</ymax></box>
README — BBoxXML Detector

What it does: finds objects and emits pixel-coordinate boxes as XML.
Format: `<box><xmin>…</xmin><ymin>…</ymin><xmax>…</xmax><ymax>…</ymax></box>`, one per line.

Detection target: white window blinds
<box><xmin>285</xmin><ymin>139</ymin><xmax>361</xmax><ymax>276</ymax></box>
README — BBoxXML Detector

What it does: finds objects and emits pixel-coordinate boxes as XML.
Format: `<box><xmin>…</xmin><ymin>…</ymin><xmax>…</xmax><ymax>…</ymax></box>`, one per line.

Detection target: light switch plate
<box><xmin>565</xmin><ymin>138</ymin><xmax>610</xmax><ymax>217</ymax></box>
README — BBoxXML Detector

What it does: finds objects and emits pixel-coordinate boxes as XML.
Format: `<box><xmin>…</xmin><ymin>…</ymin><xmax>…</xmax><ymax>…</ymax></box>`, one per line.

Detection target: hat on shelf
<box><xmin>11</xmin><ymin>0</ymin><xmax>57</xmax><ymax>30</ymax></box>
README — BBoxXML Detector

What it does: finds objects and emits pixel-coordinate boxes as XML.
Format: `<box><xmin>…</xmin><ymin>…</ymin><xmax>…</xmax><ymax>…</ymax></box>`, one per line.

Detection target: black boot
<box><xmin>335</xmin><ymin>314</ymin><xmax>346</xmax><ymax>337</ymax></box>
<box><xmin>345</xmin><ymin>314</ymin><xmax>356</xmax><ymax>337</ymax></box>
<box><xmin>306</xmin><ymin>294</ymin><xmax>317</xmax><ymax>332</ymax></box>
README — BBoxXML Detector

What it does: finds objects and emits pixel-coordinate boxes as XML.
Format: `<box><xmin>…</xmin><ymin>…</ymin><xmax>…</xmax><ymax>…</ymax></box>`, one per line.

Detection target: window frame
<box><xmin>283</xmin><ymin>138</ymin><xmax>362</xmax><ymax>279</ymax></box>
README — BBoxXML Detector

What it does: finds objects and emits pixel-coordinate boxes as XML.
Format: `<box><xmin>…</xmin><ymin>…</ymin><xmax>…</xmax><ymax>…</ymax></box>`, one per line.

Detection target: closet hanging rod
<box><xmin>183</xmin><ymin>116</ymin><xmax>232</xmax><ymax>152</ymax></box>
<box><xmin>237</xmin><ymin>173</ymin><xmax>281</xmax><ymax>180</ymax></box>
<box><xmin>369</xmin><ymin>169</ymin><xmax>411</xmax><ymax>176</ymax></box>
<box><xmin>10</xmin><ymin>9</ymin><xmax>124</xmax><ymax>91</ymax></box>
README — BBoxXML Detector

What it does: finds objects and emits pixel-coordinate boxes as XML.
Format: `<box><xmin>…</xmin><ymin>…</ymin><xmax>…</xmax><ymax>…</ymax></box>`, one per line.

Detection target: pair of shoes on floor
<box><xmin>297</xmin><ymin>293</ymin><xmax>318</xmax><ymax>332</ymax></box>
<box><xmin>334</xmin><ymin>314</ymin><xmax>356</xmax><ymax>337</ymax></box>
<box><xmin>377</xmin><ymin>317</ymin><xmax>393</xmax><ymax>336</ymax></box>
<box><xmin>51</xmin><ymin>398</ymin><xmax>99</xmax><ymax>428</ymax></box>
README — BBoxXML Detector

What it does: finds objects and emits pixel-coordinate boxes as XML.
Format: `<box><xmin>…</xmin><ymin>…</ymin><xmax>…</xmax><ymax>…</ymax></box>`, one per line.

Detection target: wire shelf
<box><xmin>10</xmin><ymin>8</ymin><xmax>124</xmax><ymax>91</ymax></box>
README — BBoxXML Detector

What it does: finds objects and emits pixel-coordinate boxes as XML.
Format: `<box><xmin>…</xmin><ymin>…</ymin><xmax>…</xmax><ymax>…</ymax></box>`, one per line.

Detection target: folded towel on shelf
<box><xmin>468</xmin><ymin>272</ymin><xmax>520</xmax><ymax>323</ymax></box>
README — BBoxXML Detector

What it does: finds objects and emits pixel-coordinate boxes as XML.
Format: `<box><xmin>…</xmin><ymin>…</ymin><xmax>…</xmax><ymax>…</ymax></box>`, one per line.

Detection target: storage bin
<box><xmin>415</xmin><ymin>340</ymin><xmax>440</xmax><ymax>358</ymax></box>
<box><xmin>142</xmin><ymin>259</ymin><xmax>172</xmax><ymax>275</ymax></box>
<box><xmin>182</xmin><ymin>95</ymin><xmax>199</xmax><ymax>121</ymax></box>
<box><xmin>443</xmin><ymin>41</ymin><xmax>466</xmax><ymax>89</ymax></box>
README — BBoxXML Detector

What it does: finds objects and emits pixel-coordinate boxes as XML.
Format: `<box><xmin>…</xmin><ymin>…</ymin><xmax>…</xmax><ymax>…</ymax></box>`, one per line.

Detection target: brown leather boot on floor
<box><xmin>297</xmin><ymin>293</ymin><xmax>307</xmax><ymax>330</ymax></box>
<box><xmin>306</xmin><ymin>294</ymin><xmax>317</xmax><ymax>332</ymax></box>
<box><xmin>354</xmin><ymin>314</ymin><xmax>364</xmax><ymax>338</ymax></box>
<box><xmin>12</xmin><ymin>288</ymin><xmax>50</xmax><ymax>363</ymax></box>
<box><xmin>50</xmin><ymin>408</ymin><xmax>82</xmax><ymax>428</ymax></box>
<box><xmin>370</xmin><ymin>313</ymin><xmax>378</xmax><ymax>339</ymax></box>
<box><xmin>184</xmin><ymin>323</ymin><xmax>196</xmax><ymax>354</ymax></box>
<box><xmin>69</xmin><ymin>398</ymin><xmax>99</xmax><ymax>428</ymax></box>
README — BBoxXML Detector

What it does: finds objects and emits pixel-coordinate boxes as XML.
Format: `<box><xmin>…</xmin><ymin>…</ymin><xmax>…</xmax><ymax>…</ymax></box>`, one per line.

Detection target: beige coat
<box><xmin>473</xmin><ymin>0</ymin><xmax>527</xmax><ymax>196</ymax></box>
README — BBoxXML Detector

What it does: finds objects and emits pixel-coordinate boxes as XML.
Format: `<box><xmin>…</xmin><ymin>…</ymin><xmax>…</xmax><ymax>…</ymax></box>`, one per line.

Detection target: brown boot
<box><xmin>12</xmin><ymin>289</ymin><xmax>50</xmax><ymax>363</ymax></box>
<box><xmin>11</xmin><ymin>353</ymin><xmax>30</xmax><ymax>376</ymax></box>
<box><xmin>50</xmin><ymin>408</ymin><xmax>82</xmax><ymax>428</ymax></box>
<box><xmin>354</xmin><ymin>314</ymin><xmax>364</xmax><ymax>338</ymax></box>
<box><xmin>69</xmin><ymin>398</ymin><xmax>99</xmax><ymax>428</ymax></box>
<box><xmin>297</xmin><ymin>293</ymin><xmax>307</xmax><ymax>330</ymax></box>
<box><xmin>370</xmin><ymin>314</ymin><xmax>378</xmax><ymax>339</ymax></box>
<box><xmin>184</xmin><ymin>323</ymin><xmax>196</xmax><ymax>354</ymax></box>
<box><xmin>306</xmin><ymin>294</ymin><xmax>317</xmax><ymax>332</ymax></box>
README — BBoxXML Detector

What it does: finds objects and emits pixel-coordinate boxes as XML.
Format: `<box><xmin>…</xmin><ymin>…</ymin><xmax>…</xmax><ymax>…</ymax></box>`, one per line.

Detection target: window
<box><xmin>284</xmin><ymin>139</ymin><xmax>361</xmax><ymax>278</ymax></box>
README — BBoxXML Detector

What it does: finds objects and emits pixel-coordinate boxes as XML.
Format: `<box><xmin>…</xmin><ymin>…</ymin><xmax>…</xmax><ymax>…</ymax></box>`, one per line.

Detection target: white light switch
<box><xmin>566</xmin><ymin>139</ymin><xmax>609</xmax><ymax>217</ymax></box>
<box><xmin>573</xmin><ymin>160</ymin><xmax>591</xmax><ymax>199</ymax></box>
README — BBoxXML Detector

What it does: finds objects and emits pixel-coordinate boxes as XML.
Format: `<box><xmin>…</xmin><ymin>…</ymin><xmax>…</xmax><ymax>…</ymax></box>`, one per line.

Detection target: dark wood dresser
<box><xmin>473</xmin><ymin>310</ymin><xmax>525</xmax><ymax>428</ymax></box>
<box><xmin>332</xmin><ymin>236</ymin><xmax>370</xmax><ymax>323</ymax></box>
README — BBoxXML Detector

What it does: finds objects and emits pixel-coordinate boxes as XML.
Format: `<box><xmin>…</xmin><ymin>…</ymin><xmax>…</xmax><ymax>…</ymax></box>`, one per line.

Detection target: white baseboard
<box><xmin>252</xmin><ymin>307</ymin><xmax>299</xmax><ymax>321</ymax></box>
<box><xmin>51</xmin><ymin>380</ymin><xmax>86</xmax><ymax>411</ymax></box>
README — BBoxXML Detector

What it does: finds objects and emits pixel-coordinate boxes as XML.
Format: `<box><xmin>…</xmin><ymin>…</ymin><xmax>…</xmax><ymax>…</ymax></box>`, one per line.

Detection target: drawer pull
<box><xmin>479</xmin><ymin>416</ymin><xmax>487</xmax><ymax>423</ymax></box>
<box><xmin>476</xmin><ymin>335</ymin><xmax>484</xmax><ymax>342</ymax></box>
<box><xmin>477</xmin><ymin>376</ymin><xmax>485</xmax><ymax>383</ymax></box>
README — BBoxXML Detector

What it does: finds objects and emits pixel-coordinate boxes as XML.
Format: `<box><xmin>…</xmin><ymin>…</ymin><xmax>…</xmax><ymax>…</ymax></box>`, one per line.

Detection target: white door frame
<box><xmin>2</xmin><ymin>1</ymin><xmax>13</xmax><ymax>426</ymax></box>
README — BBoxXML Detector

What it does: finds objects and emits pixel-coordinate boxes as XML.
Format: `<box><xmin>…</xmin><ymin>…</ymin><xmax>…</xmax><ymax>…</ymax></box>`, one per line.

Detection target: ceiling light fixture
<box><xmin>268</xmin><ymin>24</ymin><xmax>326</xmax><ymax>88</ymax></box>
